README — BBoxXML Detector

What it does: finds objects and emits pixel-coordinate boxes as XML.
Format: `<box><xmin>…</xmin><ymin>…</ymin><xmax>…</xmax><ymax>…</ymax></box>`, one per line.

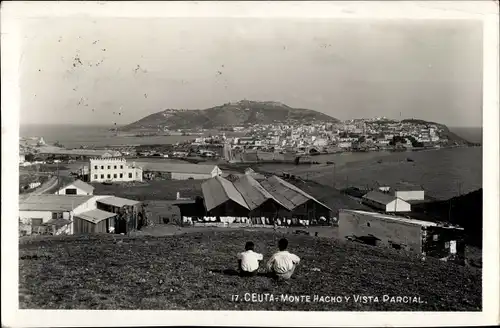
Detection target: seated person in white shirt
<box><xmin>266</xmin><ymin>238</ymin><xmax>300</xmax><ymax>280</ymax></box>
<box><xmin>237</xmin><ymin>241</ymin><xmax>263</xmax><ymax>277</ymax></box>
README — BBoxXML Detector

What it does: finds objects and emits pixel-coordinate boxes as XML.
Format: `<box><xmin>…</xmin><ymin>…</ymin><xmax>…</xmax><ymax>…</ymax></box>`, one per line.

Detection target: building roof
<box><xmin>244</xmin><ymin>168</ymin><xmax>266</xmax><ymax>180</ymax></box>
<box><xmin>201</xmin><ymin>176</ymin><xmax>250</xmax><ymax>211</ymax></box>
<box><xmin>232</xmin><ymin>174</ymin><xmax>287</xmax><ymax>211</ymax></box>
<box><xmin>138</xmin><ymin>162</ymin><xmax>218</xmax><ymax>175</ymax></box>
<box><xmin>76</xmin><ymin>209</ymin><xmax>117</xmax><ymax>224</ymax></box>
<box><xmin>58</xmin><ymin>179</ymin><xmax>94</xmax><ymax>194</ymax></box>
<box><xmin>392</xmin><ymin>182</ymin><xmax>424</xmax><ymax>192</ymax></box>
<box><xmin>362</xmin><ymin>191</ymin><xmax>400</xmax><ymax>205</ymax></box>
<box><xmin>340</xmin><ymin>209</ymin><xmax>440</xmax><ymax>228</ymax></box>
<box><xmin>97</xmin><ymin>196</ymin><xmax>141</xmax><ymax>207</ymax></box>
<box><xmin>19</xmin><ymin>195</ymin><xmax>93</xmax><ymax>212</ymax></box>
<box><xmin>260</xmin><ymin>176</ymin><xmax>332</xmax><ymax>212</ymax></box>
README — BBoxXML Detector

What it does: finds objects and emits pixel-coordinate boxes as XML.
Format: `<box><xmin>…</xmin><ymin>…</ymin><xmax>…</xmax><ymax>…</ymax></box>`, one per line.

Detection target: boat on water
<box><xmin>102</xmin><ymin>180</ymin><xmax>113</xmax><ymax>185</ymax></box>
<box><xmin>407</xmin><ymin>158</ymin><xmax>414</xmax><ymax>162</ymax></box>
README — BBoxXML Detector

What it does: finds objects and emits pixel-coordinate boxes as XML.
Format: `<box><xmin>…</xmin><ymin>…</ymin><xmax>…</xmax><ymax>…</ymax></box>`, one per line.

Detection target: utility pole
<box><xmin>56</xmin><ymin>160</ymin><xmax>60</xmax><ymax>193</ymax></box>
<box><xmin>333</xmin><ymin>162</ymin><xmax>336</xmax><ymax>189</ymax></box>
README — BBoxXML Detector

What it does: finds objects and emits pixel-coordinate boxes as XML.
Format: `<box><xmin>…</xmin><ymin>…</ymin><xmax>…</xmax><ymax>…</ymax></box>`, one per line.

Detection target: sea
<box><xmin>20</xmin><ymin>124</ymin><xmax>482</xmax><ymax>200</ymax></box>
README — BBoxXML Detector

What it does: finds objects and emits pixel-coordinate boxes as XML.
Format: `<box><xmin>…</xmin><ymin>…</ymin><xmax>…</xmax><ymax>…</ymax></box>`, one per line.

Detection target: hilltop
<box><xmin>118</xmin><ymin>100</ymin><xmax>339</xmax><ymax>132</ymax></box>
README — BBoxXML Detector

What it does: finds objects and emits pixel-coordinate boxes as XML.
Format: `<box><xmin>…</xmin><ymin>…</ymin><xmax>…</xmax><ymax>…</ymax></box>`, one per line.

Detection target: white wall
<box><xmin>211</xmin><ymin>166</ymin><xmax>223</xmax><ymax>177</ymax></box>
<box><xmin>394</xmin><ymin>190</ymin><xmax>425</xmax><ymax>201</ymax></box>
<box><xmin>386</xmin><ymin>199</ymin><xmax>411</xmax><ymax>212</ymax></box>
<box><xmin>55</xmin><ymin>184</ymin><xmax>92</xmax><ymax>195</ymax></box>
<box><xmin>19</xmin><ymin>210</ymin><xmax>68</xmax><ymax>235</ymax></box>
<box><xmin>90</xmin><ymin>158</ymin><xmax>143</xmax><ymax>182</ymax></box>
<box><xmin>19</xmin><ymin>210</ymin><xmax>53</xmax><ymax>224</ymax></box>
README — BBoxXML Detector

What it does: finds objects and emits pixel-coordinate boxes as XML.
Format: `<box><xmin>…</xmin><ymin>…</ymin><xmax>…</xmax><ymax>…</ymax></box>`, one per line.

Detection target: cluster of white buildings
<box><xmin>218</xmin><ymin>118</ymin><xmax>447</xmax><ymax>153</ymax></box>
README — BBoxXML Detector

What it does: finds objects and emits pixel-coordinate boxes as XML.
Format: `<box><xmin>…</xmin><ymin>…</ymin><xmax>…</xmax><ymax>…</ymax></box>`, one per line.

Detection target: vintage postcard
<box><xmin>1</xmin><ymin>1</ymin><xmax>499</xmax><ymax>327</ymax></box>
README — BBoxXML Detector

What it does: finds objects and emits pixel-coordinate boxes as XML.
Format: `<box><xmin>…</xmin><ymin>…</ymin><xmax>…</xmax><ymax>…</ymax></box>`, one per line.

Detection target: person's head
<box><xmin>245</xmin><ymin>241</ymin><xmax>255</xmax><ymax>251</ymax></box>
<box><xmin>278</xmin><ymin>238</ymin><xmax>288</xmax><ymax>251</ymax></box>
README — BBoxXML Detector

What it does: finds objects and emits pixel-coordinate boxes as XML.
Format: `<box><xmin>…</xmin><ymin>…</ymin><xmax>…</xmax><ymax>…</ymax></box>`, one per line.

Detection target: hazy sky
<box><xmin>20</xmin><ymin>18</ymin><xmax>483</xmax><ymax>127</ymax></box>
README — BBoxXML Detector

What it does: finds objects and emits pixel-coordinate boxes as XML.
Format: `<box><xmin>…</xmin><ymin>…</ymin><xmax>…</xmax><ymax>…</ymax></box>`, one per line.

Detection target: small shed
<box><xmin>55</xmin><ymin>179</ymin><xmax>94</xmax><ymax>195</ymax></box>
<box><xmin>362</xmin><ymin>191</ymin><xmax>411</xmax><ymax>213</ymax></box>
<box><xmin>73</xmin><ymin>208</ymin><xmax>117</xmax><ymax>234</ymax></box>
<box><xmin>96</xmin><ymin>196</ymin><xmax>142</xmax><ymax>233</ymax></box>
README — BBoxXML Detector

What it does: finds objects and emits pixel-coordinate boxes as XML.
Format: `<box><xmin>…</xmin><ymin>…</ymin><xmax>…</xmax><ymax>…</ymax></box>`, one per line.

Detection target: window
<box><xmin>31</xmin><ymin>218</ymin><xmax>43</xmax><ymax>226</ymax></box>
<box><xmin>94</xmin><ymin>165</ymin><xmax>98</xmax><ymax>170</ymax></box>
<box><xmin>113</xmin><ymin>174</ymin><xmax>117</xmax><ymax>178</ymax></box>
<box><xmin>94</xmin><ymin>174</ymin><xmax>98</xmax><ymax>179</ymax></box>
<box><xmin>128</xmin><ymin>173</ymin><xmax>132</xmax><ymax>178</ymax></box>
<box><xmin>107</xmin><ymin>166</ymin><xmax>111</xmax><ymax>169</ymax></box>
<box><xmin>101</xmin><ymin>165</ymin><xmax>104</xmax><ymax>169</ymax></box>
<box><xmin>367</xmin><ymin>222</ymin><xmax>371</xmax><ymax>227</ymax></box>
<box><xmin>445</xmin><ymin>241</ymin><xmax>450</xmax><ymax>248</ymax></box>
<box><xmin>120</xmin><ymin>165</ymin><xmax>123</xmax><ymax>169</ymax></box>
<box><xmin>101</xmin><ymin>174</ymin><xmax>104</xmax><ymax>179</ymax></box>
<box><xmin>65</xmin><ymin>188</ymin><xmax>77</xmax><ymax>195</ymax></box>
<box><xmin>433</xmin><ymin>234</ymin><xmax>439</xmax><ymax>241</ymax></box>
<box><xmin>107</xmin><ymin>174</ymin><xmax>111</xmax><ymax>179</ymax></box>
<box><xmin>120</xmin><ymin>173</ymin><xmax>123</xmax><ymax>178</ymax></box>
<box><xmin>114</xmin><ymin>165</ymin><xmax>117</xmax><ymax>169</ymax></box>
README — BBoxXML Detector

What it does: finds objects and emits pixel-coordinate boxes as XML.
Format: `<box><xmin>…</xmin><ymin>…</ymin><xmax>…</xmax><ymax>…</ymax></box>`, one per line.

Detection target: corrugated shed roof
<box><xmin>19</xmin><ymin>195</ymin><xmax>93</xmax><ymax>211</ymax></box>
<box><xmin>77</xmin><ymin>209</ymin><xmax>117</xmax><ymax>224</ymax></box>
<box><xmin>97</xmin><ymin>196</ymin><xmax>140</xmax><ymax>207</ymax></box>
<box><xmin>59</xmin><ymin>179</ymin><xmax>94</xmax><ymax>194</ymax></box>
<box><xmin>259</xmin><ymin>176</ymin><xmax>332</xmax><ymax>212</ymax></box>
<box><xmin>201</xmin><ymin>176</ymin><xmax>249</xmax><ymax>211</ymax></box>
<box><xmin>232</xmin><ymin>174</ymin><xmax>287</xmax><ymax>211</ymax></box>
<box><xmin>260</xmin><ymin>178</ymin><xmax>307</xmax><ymax>210</ymax></box>
<box><xmin>362</xmin><ymin>191</ymin><xmax>397</xmax><ymax>205</ymax></box>
<box><xmin>139</xmin><ymin>162</ymin><xmax>218</xmax><ymax>175</ymax></box>
<box><xmin>271</xmin><ymin>176</ymin><xmax>332</xmax><ymax>211</ymax></box>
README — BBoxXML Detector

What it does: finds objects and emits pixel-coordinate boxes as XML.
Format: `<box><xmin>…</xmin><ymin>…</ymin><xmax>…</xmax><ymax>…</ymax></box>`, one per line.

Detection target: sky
<box><xmin>19</xmin><ymin>18</ymin><xmax>483</xmax><ymax>127</ymax></box>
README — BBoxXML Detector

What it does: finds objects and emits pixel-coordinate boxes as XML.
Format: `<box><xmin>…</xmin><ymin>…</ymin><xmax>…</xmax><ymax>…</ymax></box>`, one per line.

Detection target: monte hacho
<box><xmin>116</xmin><ymin>100</ymin><xmax>470</xmax><ymax>150</ymax></box>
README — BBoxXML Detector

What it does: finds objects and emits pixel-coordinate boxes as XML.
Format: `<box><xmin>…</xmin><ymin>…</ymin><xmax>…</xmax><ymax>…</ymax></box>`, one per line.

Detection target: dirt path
<box><xmin>30</xmin><ymin>176</ymin><xmax>58</xmax><ymax>195</ymax></box>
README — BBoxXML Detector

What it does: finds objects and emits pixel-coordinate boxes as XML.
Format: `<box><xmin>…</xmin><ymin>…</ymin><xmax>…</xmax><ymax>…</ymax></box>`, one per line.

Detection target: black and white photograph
<box><xmin>2</xmin><ymin>1</ymin><xmax>499</xmax><ymax>327</ymax></box>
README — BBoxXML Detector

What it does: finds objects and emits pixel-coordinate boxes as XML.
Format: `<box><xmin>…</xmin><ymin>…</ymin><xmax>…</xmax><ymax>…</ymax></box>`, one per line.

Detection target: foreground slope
<box><xmin>19</xmin><ymin>231</ymin><xmax>480</xmax><ymax>311</ymax></box>
<box><xmin>119</xmin><ymin>100</ymin><xmax>339</xmax><ymax>131</ymax></box>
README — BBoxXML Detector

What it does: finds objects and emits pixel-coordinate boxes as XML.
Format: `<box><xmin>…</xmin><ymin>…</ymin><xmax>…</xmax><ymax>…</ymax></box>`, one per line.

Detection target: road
<box><xmin>30</xmin><ymin>176</ymin><xmax>58</xmax><ymax>195</ymax></box>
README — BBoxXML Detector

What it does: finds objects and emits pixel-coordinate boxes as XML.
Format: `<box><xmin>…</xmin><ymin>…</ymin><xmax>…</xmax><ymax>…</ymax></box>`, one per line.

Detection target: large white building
<box><xmin>89</xmin><ymin>158</ymin><xmax>143</xmax><ymax>183</ymax></box>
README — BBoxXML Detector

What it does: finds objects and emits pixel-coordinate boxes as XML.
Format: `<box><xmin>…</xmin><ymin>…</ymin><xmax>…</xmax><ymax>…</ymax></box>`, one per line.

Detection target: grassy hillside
<box><xmin>119</xmin><ymin>100</ymin><xmax>339</xmax><ymax>132</ymax></box>
<box><xmin>19</xmin><ymin>231</ymin><xmax>481</xmax><ymax>311</ymax></box>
